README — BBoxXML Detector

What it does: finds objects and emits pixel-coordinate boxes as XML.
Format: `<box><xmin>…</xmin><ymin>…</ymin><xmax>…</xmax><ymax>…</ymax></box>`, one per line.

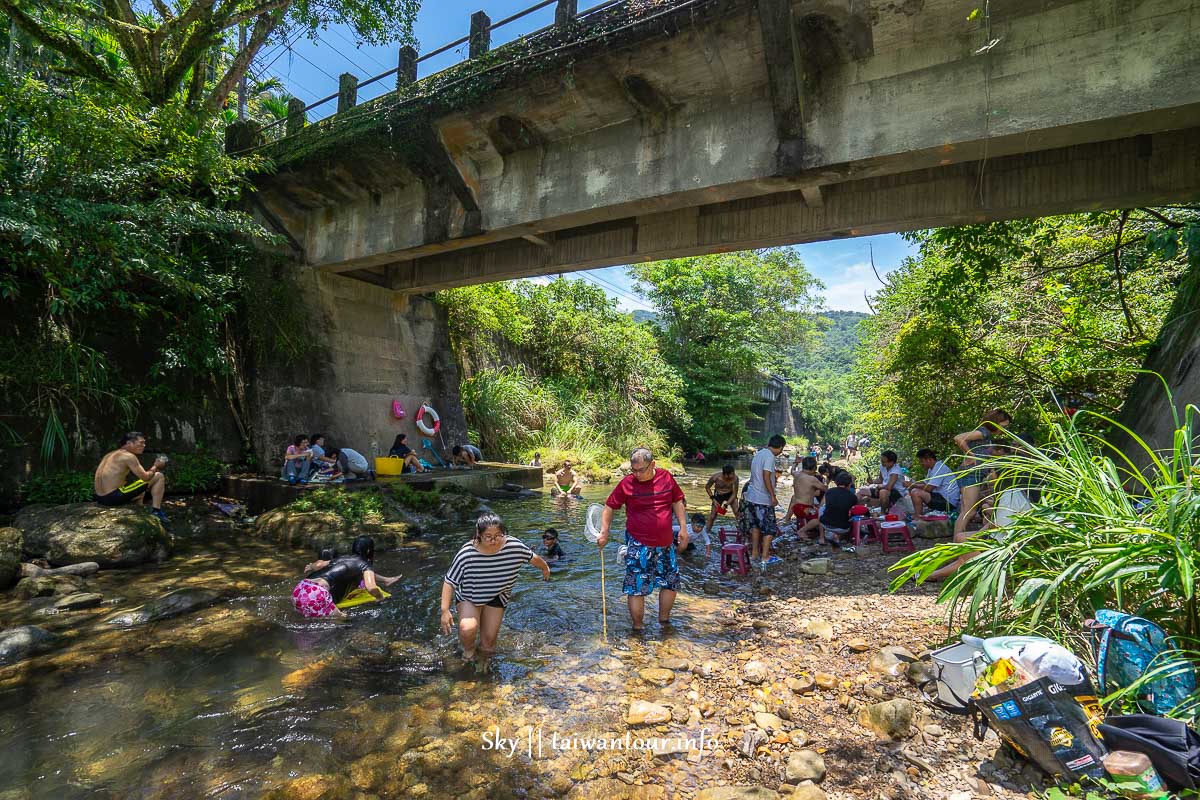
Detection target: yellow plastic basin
<box><xmin>374</xmin><ymin>456</ymin><xmax>405</xmax><ymax>476</ymax></box>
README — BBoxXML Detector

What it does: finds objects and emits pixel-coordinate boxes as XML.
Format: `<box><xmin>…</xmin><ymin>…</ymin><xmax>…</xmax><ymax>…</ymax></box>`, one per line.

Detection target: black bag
<box><xmin>1099</xmin><ymin>714</ymin><xmax>1200</xmax><ymax>791</ymax></box>
<box><xmin>973</xmin><ymin>676</ymin><xmax>1107</xmax><ymax>781</ymax></box>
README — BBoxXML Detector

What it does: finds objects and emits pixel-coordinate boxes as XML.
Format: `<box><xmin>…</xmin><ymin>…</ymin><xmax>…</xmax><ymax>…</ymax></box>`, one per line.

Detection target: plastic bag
<box><xmin>973</xmin><ymin>676</ymin><xmax>1107</xmax><ymax>780</ymax></box>
<box><xmin>391</xmin><ymin>399</ymin><xmax>406</xmax><ymax>419</ymax></box>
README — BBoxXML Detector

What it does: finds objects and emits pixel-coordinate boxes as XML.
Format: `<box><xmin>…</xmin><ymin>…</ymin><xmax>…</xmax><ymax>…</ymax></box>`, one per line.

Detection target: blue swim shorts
<box><xmin>622</xmin><ymin>534</ymin><xmax>680</xmax><ymax>596</ymax></box>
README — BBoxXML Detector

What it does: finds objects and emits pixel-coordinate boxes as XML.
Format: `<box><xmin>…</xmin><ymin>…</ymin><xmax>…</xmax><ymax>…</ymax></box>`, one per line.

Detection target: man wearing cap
<box><xmin>597</xmin><ymin>447</ymin><xmax>689</xmax><ymax>632</ymax></box>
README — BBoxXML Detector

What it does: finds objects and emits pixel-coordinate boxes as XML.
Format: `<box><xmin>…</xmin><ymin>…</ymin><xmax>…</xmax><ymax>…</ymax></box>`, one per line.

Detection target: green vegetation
<box><xmin>169</xmin><ymin>451</ymin><xmax>229</xmax><ymax>494</ymax></box>
<box><xmin>20</xmin><ymin>449</ymin><xmax>228</xmax><ymax>503</ymax></box>
<box><xmin>290</xmin><ymin>487</ymin><xmax>385</xmax><ymax>525</ymax></box>
<box><xmin>891</xmin><ymin>401</ymin><xmax>1200</xmax><ymax>717</ymax></box>
<box><xmin>442</xmin><ymin>279</ymin><xmax>686</xmax><ymax>476</ymax></box>
<box><xmin>785</xmin><ymin>311</ymin><xmax>868</xmax><ymax>444</ymax></box>
<box><xmin>1</xmin><ymin>0</ymin><xmax>417</xmax><ymax>111</ymax></box>
<box><xmin>21</xmin><ymin>471</ymin><xmax>93</xmax><ymax>505</ymax></box>
<box><xmin>388</xmin><ymin>482</ymin><xmax>443</xmax><ymax>513</ymax></box>
<box><xmin>857</xmin><ymin>210</ymin><xmax>1197</xmax><ymax>457</ymax></box>
<box><xmin>631</xmin><ymin>249</ymin><xmax>822</xmax><ymax>452</ymax></box>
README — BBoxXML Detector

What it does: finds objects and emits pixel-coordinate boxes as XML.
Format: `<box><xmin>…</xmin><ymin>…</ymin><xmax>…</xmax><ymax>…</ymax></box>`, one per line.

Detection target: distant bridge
<box><xmin>244</xmin><ymin>0</ymin><xmax>1200</xmax><ymax>292</ymax></box>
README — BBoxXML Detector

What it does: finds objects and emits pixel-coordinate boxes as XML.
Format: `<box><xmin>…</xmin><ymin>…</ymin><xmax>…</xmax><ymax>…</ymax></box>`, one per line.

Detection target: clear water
<box><xmin>0</xmin><ymin>477</ymin><xmax>745</xmax><ymax>798</ymax></box>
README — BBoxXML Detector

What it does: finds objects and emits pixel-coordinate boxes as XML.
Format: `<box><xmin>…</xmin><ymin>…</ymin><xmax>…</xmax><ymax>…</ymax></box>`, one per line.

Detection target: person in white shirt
<box><xmin>739</xmin><ymin>434</ymin><xmax>785</xmax><ymax>569</ymax></box>
<box><xmin>857</xmin><ymin>450</ymin><xmax>913</xmax><ymax>515</ymax></box>
<box><xmin>909</xmin><ymin>448</ymin><xmax>961</xmax><ymax>515</ymax></box>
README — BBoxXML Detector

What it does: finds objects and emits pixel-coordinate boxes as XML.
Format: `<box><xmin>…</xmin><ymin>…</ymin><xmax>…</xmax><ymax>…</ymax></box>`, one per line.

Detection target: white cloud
<box><xmin>818</xmin><ymin>261</ymin><xmax>893</xmax><ymax>313</ymax></box>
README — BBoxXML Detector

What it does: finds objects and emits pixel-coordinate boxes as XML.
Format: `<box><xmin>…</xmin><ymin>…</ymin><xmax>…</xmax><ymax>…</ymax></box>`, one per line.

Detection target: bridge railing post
<box><xmin>285</xmin><ymin>97</ymin><xmax>306</xmax><ymax>136</ymax></box>
<box><xmin>469</xmin><ymin>11</ymin><xmax>491</xmax><ymax>59</ymax></box>
<box><xmin>338</xmin><ymin>73</ymin><xmax>358</xmax><ymax>113</ymax></box>
<box><xmin>555</xmin><ymin>0</ymin><xmax>578</xmax><ymax>27</ymax></box>
<box><xmin>397</xmin><ymin>45</ymin><xmax>418</xmax><ymax>90</ymax></box>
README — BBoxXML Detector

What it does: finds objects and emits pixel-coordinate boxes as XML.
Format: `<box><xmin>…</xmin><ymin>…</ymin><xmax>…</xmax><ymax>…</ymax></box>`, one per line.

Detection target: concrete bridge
<box><xmin>248</xmin><ymin>0</ymin><xmax>1200</xmax><ymax>293</ymax></box>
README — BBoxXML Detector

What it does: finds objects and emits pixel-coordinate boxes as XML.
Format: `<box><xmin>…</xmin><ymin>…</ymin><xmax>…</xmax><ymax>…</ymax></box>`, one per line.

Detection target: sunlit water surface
<box><xmin>0</xmin><ymin>475</ymin><xmax>758</xmax><ymax>798</ymax></box>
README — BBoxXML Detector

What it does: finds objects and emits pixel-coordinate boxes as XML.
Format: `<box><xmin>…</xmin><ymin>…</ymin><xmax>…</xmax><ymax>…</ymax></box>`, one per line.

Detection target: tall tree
<box><xmin>630</xmin><ymin>249</ymin><xmax>822</xmax><ymax>450</ymax></box>
<box><xmin>0</xmin><ymin>0</ymin><xmax>419</xmax><ymax>111</ymax></box>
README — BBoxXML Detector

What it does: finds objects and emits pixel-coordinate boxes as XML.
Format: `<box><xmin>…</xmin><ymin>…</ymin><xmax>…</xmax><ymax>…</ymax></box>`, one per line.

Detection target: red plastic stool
<box><xmin>879</xmin><ymin>520</ymin><xmax>915</xmax><ymax>553</ymax></box>
<box><xmin>850</xmin><ymin>517</ymin><xmax>880</xmax><ymax>547</ymax></box>
<box><xmin>718</xmin><ymin>527</ymin><xmax>746</xmax><ymax>545</ymax></box>
<box><xmin>720</xmin><ymin>543</ymin><xmax>750</xmax><ymax>575</ymax></box>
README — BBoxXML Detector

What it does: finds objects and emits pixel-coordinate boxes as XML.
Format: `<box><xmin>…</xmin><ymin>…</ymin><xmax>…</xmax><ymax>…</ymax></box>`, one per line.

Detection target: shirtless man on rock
<box><xmin>93</xmin><ymin>431</ymin><xmax>169</xmax><ymax>525</ymax></box>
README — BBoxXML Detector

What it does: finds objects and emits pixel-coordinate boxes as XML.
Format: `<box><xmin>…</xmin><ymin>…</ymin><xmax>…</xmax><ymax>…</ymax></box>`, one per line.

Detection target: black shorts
<box><xmin>94</xmin><ymin>480</ymin><xmax>148</xmax><ymax>506</ymax></box>
<box><xmin>870</xmin><ymin>487</ymin><xmax>903</xmax><ymax>506</ymax></box>
<box><xmin>712</xmin><ymin>491</ymin><xmax>733</xmax><ymax>504</ymax></box>
<box><xmin>928</xmin><ymin>492</ymin><xmax>950</xmax><ymax>512</ymax></box>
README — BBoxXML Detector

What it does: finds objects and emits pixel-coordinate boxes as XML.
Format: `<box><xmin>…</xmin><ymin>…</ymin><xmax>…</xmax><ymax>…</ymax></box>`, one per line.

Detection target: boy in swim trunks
<box><xmin>704</xmin><ymin>464</ymin><xmax>739</xmax><ymax>532</ymax></box>
<box><xmin>93</xmin><ymin>431</ymin><xmax>169</xmax><ymax>525</ymax></box>
<box><xmin>553</xmin><ymin>461</ymin><xmax>583</xmax><ymax>496</ymax></box>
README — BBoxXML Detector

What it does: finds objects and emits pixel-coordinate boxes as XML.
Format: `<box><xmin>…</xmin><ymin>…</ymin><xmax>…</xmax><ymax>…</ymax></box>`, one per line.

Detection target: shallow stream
<box><xmin>0</xmin><ymin>476</ymin><xmax>751</xmax><ymax>799</ymax></box>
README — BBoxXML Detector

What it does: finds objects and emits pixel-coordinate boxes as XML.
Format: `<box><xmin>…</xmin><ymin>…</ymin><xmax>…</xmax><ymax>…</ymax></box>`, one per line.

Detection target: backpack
<box><xmin>1098</xmin><ymin>714</ymin><xmax>1200</xmax><ymax>791</ymax></box>
<box><xmin>391</xmin><ymin>400</ymin><xmax>406</xmax><ymax>420</ymax></box>
<box><xmin>1086</xmin><ymin>610</ymin><xmax>1197</xmax><ymax>716</ymax></box>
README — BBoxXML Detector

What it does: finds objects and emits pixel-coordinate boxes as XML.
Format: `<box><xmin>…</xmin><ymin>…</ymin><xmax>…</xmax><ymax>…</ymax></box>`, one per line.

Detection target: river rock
<box><xmin>790</xmin><ymin>787</ymin><xmax>828</xmax><ymax>800</ymax></box>
<box><xmin>859</xmin><ymin>698</ymin><xmax>917</xmax><ymax>739</ymax></box>
<box><xmin>800</xmin><ymin>558</ymin><xmax>831</xmax><ymax>575</ymax></box>
<box><xmin>639</xmin><ymin>667</ymin><xmax>675</xmax><ymax>686</ymax></box>
<box><xmin>0</xmin><ymin>528</ymin><xmax>22</xmax><ymax>590</ymax></box>
<box><xmin>695</xmin><ymin>787</ymin><xmax>779</xmax><ymax>800</ymax></box>
<box><xmin>659</xmin><ymin>657</ymin><xmax>689</xmax><ymax>671</ymax></box>
<box><xmin>915</xmin><ymin>519</ymin><xmax>953</xmax><ymax>539</ymax></box>
<box><xmin>754</xmin><ymin>712</ymin><xmax>784</xmax><ymax>731</ymax></box>
<box><xmin>846</xmin><ymin>637</ymin><xmax>871</xmax><ymax>652</ymax></box>
<box><xmin>105</xmin><ymin>588</ymin><xmax>222</xmax><ymax>626</ymax></box>
<box><xmin>53</xmin><ymin>592</ymin><xmax>103</xmax><ymax>610</ymax></box>
<box><xmin>626</xmin><ymin>700</ymin><xmax>671</xmax><ymax>725</ymax></box>
<box><xmin>15</xmin><ymin>504</ymin><xmax>171</xmax><ymax>567</ymax></box>
<box><xmin>785</xmin><ymin>750</ymin><xmax>826</xmax><ymax>783</ymax></box>
<box><xmin>254</xmin><ymin>509</ymin><xmax>403</xmax><ymax>553</ymax></box>
<box><xmin>13</xmin><ymin>576</ymin><xmax>59</xmax><ymax>599</ymax></box>
<box><xmin>0</xmin><ymin>625</ymin><xmax>59</xmax><ymax>665</ymax></box>
<box><xmin>868</xmin><ymin>645</ymin><xmax>917</xmax><ymax>676</ymax></box>
<box><xmin>814</xmin><ymin>671</ymin><xmax>838</xmax><ymax>689</ymax></box>
<box><xmin>742</xmin><ymin>660</ymin><xmax>768</xmax><ymax>684</ymax></box>
<box><xmin>906</xmin><ymin>659</ymin><xmax>937</xmax><ymax>686</ymax></box>
<box><xmin>20</xmin><ymin>561</ymin><xmax>100</xmax><ymax>578</ymax></box>
<box><xmin>806</xmin><ymin>618</ymin><xmax>835</xmax><ymax>641</ymax></box>
<box><xmin>786</xmin><ymin>675</ymin><xmax>815</xmax><ymax>694</ymax></box>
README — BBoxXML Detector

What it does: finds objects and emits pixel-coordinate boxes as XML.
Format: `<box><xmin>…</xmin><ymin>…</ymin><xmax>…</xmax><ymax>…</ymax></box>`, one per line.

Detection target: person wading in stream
<box><xmin>596</xmin><ymin>447</ymin><xmax>689</xmax><ymax>632</ymax></box>
<box><xmin>440</xmin><ymin>512</ymin><xmax>551</xmax><ymax>667</ymax></box>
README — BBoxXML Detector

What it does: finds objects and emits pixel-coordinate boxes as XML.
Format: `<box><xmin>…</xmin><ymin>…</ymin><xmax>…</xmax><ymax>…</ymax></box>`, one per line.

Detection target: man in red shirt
<box><xmin>598</xmin><ymin>447</ymin><xmax>689</xmax><ymax>631</ymax></box>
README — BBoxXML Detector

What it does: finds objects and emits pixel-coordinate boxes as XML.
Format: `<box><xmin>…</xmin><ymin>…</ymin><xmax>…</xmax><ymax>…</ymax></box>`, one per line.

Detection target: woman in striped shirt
<box><xmin>440</xmin><ymin>512</ymin><xmax>551</xmax><ymax>661</ymax></box>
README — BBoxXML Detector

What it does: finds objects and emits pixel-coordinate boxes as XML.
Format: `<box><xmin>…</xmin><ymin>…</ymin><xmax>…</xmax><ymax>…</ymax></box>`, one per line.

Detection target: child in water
<box><xmin>673</xmin><ymin>513</ymin><xmax>712</xmax><ymax>559</ymax></box>
<box><xmin>440</xmin><ymin>512</ymin><xmax>551</xmax><ymax>663</ymax></box>
<box><xmin>541</xmin><ymin>528</ymin><xmax>566</xmax><ymax>562</ymax></box>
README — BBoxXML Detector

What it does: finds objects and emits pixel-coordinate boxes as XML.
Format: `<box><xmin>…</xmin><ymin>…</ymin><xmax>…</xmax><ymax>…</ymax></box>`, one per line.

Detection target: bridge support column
<box><xmin>555</xmin><ymin>0</ymin><xmax>577</xmax><ymax>27</ymax></box>
<box><xmin>469</xmin><ymin>11</ymin><xmax>491</xmax><ymax>59</ymax></box>
<box><xmin>338</xmin><ymin>73</ymin><xmax>359</xmax><ymax>113</ymax></box>
<box><xmin>756</xmin><ymin>0</ymin><xmax>806</xmax><ymax>174</ymax></box>
<box><xmin>285</xmin><ymin>97</ymin><xmax>306</xmax><ymax>137</ymax></box>
<box><xmin>397</xmin><ymin>45</ymin><xmax>418</xmax><ymax>89</ymax></box>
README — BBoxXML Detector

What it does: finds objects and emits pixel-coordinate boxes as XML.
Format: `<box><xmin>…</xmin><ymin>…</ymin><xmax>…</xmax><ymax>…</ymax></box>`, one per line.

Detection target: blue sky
<box><xmin>261</xmin><ymin>2</ymin><xmax>918</xmax><ymax>312</ymax></box>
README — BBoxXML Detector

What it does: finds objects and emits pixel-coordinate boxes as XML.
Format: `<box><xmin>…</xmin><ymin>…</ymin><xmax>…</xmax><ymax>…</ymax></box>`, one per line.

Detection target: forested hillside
<box><xmin>784</xmin><ymin>311</ymin><xmax>869</xmax><ymax>443</ymax></box>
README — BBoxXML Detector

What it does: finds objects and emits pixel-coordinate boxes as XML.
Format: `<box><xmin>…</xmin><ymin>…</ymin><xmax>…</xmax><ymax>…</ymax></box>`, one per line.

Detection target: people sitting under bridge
<box><xmin>389</xmin><ymin>433</ymin><xmax>429</xmax><ymax>473</ymax></box>
<box><xmin>281</xmin><ymin>434</ymin><xmax>312</xmax><ymax>484</ymax></box>
<box><xmin>451</xmin><ymin>444</ymin><xmax>483</xmax><ymax>469</ymax></box>
<box><xmin>327</xmin><ymin>447</ymin><xmax>373</xmax><ymax>481</ymax></box>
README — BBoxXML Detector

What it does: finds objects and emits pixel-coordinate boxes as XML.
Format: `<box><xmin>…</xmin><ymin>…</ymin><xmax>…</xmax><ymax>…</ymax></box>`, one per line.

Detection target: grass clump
<box><xmin>22</xmin><ymin>471</ymin><xmax>93</xmax><ymax>504</ymax></box>
<box><xmin>290</xmin><ymin>487</ymin><xmax>384</xmax><ymax>525</ymax></box>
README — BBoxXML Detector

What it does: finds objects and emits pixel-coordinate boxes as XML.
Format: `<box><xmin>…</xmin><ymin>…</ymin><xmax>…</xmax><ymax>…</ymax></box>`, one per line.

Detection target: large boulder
<box><xmin>0</xmin><ymin>528</ymin><xmax>21</xmax><ymax>590</ymax></box>
<box><xmin>0</xmin><ymin>625</ymin><xmax>59</xmax><ymax>665</ymax></box>
<box><xmin>105</xmin><ymin>588</ymin><xmax>222</xmax><ymax>626</ymax></box>
<box><xmin>915</xmin><ymin>518</ymin><xmax>953</xmax><ymax>539</ymax></box>
<box><xmin>15</xmin><ymin>504</ymin><xmax>171</xmax><ymax>568</ymax></box>
<box><xmin>253</xmin><ymin>510</ymin><xmax>403</xmax><ymax>553</ymax></box>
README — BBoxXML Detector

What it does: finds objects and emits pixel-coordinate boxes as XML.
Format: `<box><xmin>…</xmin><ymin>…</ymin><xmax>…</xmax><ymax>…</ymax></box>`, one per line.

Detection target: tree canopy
<box><xmin>1</xmin><ymin>0</ymin><xmax>419</xmax><ymax>110</ymax></box>
<box><xmin>630</xmin><ymin>249</ymin><xmax>822</xmax><ymax>451</ymax></box>
<box><xmin>856</xmin><ymin>208</ymin><xmax>1199</xmax><ymax>457</ymax></box>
